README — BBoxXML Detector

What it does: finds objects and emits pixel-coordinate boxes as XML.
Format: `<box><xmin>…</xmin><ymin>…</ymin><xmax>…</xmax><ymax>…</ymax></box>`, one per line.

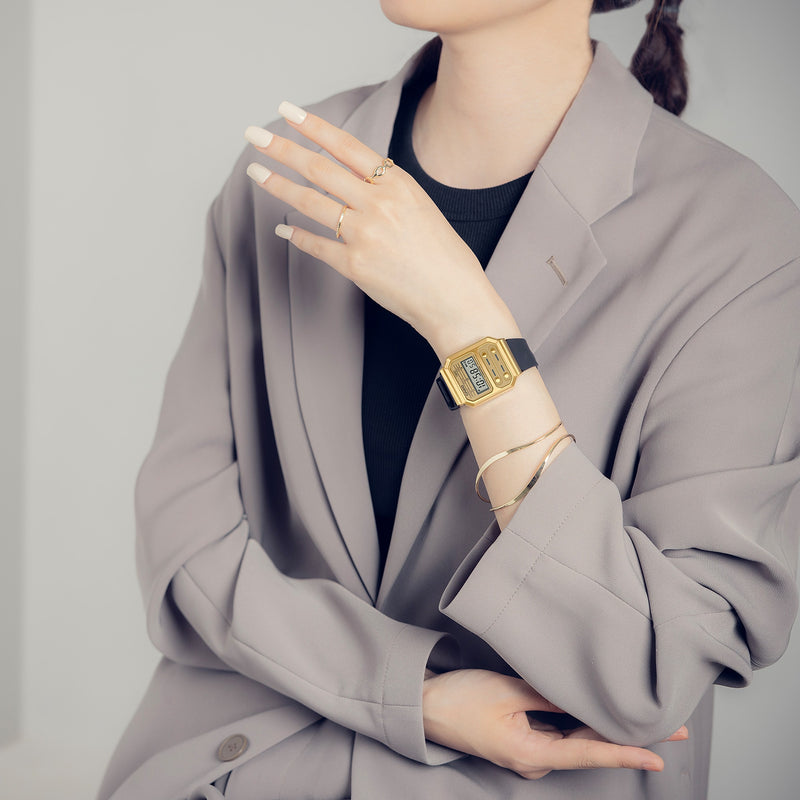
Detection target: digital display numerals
<box><xmin>460</xmin><ymin>356</ymin><xmax>490</xmax><ymax>395</ymax></box>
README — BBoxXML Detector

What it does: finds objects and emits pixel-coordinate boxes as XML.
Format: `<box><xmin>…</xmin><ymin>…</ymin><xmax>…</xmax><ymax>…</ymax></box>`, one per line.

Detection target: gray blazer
<box><xmin>98</xmin><ymin>39</ymin><xmax>800</xmax><ymax>800</ymax></box>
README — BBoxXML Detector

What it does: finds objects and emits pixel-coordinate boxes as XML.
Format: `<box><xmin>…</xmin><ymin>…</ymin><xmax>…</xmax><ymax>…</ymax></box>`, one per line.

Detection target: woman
<box><xmin>98</xmin><ymin>0</ymin><xmax>800</xmax><ymax>798</ymax></box>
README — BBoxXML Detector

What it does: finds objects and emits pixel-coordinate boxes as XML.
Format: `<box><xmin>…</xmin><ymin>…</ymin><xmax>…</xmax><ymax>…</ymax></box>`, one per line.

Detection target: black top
<box><xmin>361</xmin><ymin>53</ymin><xmax>533</xmax><ymax>580</ymax></box>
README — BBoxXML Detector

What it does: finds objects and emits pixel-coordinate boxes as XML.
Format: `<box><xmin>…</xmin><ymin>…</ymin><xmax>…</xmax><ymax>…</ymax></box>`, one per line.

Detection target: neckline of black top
<box><xmin>388</xmin><ymin>55</ymin><xmax>534</xmax><ymax>222</ymax></box>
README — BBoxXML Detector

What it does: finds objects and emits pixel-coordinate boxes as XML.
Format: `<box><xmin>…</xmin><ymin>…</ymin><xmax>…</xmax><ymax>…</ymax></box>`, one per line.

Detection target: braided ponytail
<box><xmin>593</xmin><ymin>0</ymin><xmax>689</xmax><ymax>116</ymax></box>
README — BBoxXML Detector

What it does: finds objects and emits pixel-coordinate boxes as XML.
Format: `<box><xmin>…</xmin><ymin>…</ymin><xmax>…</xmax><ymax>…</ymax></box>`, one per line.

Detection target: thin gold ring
<box><xmin>335</xmin><ymin>204</ymin><xmax>349</xmax><ymax>239</ymax></box>
<box><xmin>365</xmin><ymin>157</ymin><xmax>394</xmax><ymax>183</ymax></box>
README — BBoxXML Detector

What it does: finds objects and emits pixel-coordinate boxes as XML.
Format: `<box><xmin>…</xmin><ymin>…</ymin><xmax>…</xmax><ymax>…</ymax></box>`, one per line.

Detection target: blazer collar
<box><xmin>539</xmin><ymin>39</ymin><xmax>653</xmax><ymax>224</ymax></box>
<box><xmin>284</xmin><ymin>38</ymin><xmax>654</xmax><ymax>603</ymax></box>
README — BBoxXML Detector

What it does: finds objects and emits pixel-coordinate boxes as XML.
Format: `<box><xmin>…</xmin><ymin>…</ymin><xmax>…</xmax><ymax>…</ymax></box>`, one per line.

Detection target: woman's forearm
<box><xmin>427</xmin><ymin>303</ymin><xmax>571</xmax><ymax>531</ymax></box>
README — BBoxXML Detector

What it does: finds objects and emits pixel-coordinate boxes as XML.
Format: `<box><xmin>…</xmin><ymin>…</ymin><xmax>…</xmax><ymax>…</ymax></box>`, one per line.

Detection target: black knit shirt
<box><xmin>361</xmin><ymin>56</ymin><xmax>533</xmax><ymax>579</ymax></box>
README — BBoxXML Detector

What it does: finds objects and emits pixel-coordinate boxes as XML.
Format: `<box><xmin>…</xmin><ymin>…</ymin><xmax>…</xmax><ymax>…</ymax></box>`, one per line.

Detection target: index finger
<box><xmin>535</xmin><ymin>736</ymin><xmax>664</xmax><ymax>772</ymax></box>
<box><xmin>278</xmin><ymin>100</ymin><xmax>385</xmax><ymax>180</ymax></box>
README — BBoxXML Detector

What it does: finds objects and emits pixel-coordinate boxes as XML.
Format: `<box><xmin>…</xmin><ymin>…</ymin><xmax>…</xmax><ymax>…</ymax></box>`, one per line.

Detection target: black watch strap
<box><xmin>435</xmin><ymin>374</ymin><xmax>459</xmax><ymax>410</ymax></box>
<box><xmin>506</xmin><ymin>338</ymin><xmax>538</xmax><ymax>372</ymax></box>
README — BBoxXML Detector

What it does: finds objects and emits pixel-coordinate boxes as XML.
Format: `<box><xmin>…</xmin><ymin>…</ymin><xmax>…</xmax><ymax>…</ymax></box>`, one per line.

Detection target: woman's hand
<box><xmin>244</xmin><ymin>103</ymin><xmax>519</xmax><ymax>358</ymax></box>
<box><xmin>422</xmin><ymin>669</ymin><xmax>688</xmax><ymax>779</ymax></box>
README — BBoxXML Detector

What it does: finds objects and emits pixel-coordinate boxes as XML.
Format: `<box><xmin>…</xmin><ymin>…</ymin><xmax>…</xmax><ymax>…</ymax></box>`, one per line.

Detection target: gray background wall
<box><xmin>0</xmin><ymin>0</ymin><xmax>29</xmax><ymax>749</ymax></box>
<box><xmin>0</xmin><ymin>1</ymin><xmax>797</xmax><ymax>797</ymax></box>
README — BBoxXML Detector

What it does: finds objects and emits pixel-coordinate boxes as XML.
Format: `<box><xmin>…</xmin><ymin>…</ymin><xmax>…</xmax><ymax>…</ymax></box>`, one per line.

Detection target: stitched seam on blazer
<box><xmin>380</xmin><ymin>626</ymin><xmax>411</xmax><ymax>750</ymax></box>
<box><xmin>179</xmin><ymin>565</ymin><xmax>418</xmax><ymax>708</ymax></box>
<box><xmin>653</xmin><ymin>607</ymin><xmax>734</xmax><ymax>630</ymax></box>
<box><xmin>481</xmin><ymin>475</ymin><xmax>604</xmax><ymax>635</ymax></box>
<box><xmin>230</xmin><ymin>615</ymin><xmax>416</xmax><ymax>708</ymax></box>
<box><xmin>497</xmin><ymin>538</ymin><xmax>651</xmax><ymax>624</ymax></box>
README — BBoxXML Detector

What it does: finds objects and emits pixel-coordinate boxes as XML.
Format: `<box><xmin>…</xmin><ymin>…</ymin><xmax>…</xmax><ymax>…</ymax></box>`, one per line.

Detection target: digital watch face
<box><xmin>459</xmin><ymin>355</ymin><xmax>491</xmax><ymax>396</ymax></box>
<box><xmin>439</xmin><ymin>337</ymin><xmax>519</xmax><ymax>408</ymax></box>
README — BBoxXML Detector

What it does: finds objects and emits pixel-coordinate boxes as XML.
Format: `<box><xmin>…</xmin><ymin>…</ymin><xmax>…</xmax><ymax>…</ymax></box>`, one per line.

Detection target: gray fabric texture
<box><xmin>97</xmin><ymin>38</ymin><xmax>800</xmax><ymax>800</ymax></box>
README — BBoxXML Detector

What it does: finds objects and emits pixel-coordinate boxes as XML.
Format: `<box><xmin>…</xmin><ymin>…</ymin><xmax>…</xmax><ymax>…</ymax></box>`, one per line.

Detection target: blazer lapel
<box><xmin>378</xmin><ymin>41</ymin><xmax>654</xmax><ymax>602</ymax></box>
<box><xmin>285</xmin><ymin>47</ymin><xmax>429</xmax><ymax>601</ymax></box>
<box><xmin>287</xmin><ymin>232</ymin><xmax>378</xmax><ymax>599</ymax></box>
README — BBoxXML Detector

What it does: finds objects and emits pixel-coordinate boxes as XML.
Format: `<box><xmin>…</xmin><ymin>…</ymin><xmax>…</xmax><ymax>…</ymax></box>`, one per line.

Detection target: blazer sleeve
<box><xmin>134</xmin><ymin>192</ymin><xmax>458</xmax><ymax>766</ymax></box>
<box><xmin>440</xmin><ymin>254</ymin><xmax>800</xmax><ymax>747</ymax></box>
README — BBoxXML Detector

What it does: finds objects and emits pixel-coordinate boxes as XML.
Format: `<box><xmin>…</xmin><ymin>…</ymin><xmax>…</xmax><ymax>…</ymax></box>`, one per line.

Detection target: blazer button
<box><xmin>216</xmin><ymin>733</ymin><xmax>249</xmax><ymax>762</ymax></box>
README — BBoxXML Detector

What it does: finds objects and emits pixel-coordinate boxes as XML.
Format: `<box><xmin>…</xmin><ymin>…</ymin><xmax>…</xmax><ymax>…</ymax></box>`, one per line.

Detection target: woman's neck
<box><xmin>412</xmin><ymin>7</ymin><xmax>594</xmax><ymax>189</ymax></box>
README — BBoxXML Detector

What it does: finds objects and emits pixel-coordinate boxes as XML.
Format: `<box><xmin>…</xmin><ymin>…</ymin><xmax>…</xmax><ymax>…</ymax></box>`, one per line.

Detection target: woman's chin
<box><xmin>379</xmin><ymin>0</ymin><xmax>562</xmax><ymax>37</ymax></box>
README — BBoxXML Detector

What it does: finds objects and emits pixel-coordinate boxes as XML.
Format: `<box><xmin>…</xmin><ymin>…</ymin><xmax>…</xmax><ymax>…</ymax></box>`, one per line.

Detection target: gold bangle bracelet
<box><xmin>474</xmin><ymin>420</ymin><xmax>562</xmax><ymax>503</ymax></box>
<box><xmin>488</xmin><ymin>433</ymin><xmax>576</xmax><ymax>512</ymax></box>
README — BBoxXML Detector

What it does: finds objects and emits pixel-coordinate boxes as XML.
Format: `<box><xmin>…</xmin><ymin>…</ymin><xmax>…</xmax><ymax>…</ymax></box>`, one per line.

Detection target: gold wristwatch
<box><xmin>435</xmin><ymin>336</ymin><xmax>538</xmax><ymax>410</ymax></box>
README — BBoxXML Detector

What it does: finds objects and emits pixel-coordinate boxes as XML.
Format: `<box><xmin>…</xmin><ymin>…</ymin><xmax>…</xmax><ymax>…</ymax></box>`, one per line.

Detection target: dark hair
<box><xmin>593</xmin><ymin>0</ymin><xmax>688</xmax><ymax>116</ymax></box>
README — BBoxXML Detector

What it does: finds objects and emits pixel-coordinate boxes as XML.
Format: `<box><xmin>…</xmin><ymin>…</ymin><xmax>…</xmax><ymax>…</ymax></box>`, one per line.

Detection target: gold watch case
<box><xmin>437</xmin><ymin>337</ymin><xmax>521</xmax><ymax>408</ymax></box>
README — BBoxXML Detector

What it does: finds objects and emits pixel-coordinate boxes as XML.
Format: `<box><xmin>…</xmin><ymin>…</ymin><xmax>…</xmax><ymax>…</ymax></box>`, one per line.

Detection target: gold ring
<box><xmin>365</xmin><ymin>157</ymin><xmax>394</xmax><ymax>183</ymax></box>
<box><xmin>336</xmin><ymin>204</ymin><xmax>349</xmax><ymax>239</ymax></box>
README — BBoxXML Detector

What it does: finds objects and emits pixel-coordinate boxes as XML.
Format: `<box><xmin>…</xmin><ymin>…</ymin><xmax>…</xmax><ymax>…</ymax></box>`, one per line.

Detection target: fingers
<box><xmin>663</xmin><ymin>725</ymin><xmax>689</xmax><ymax>742</ymax></box>
<box><xmin>245</xmin><ymin>126</ymin><xmax>368</xmax><ymax>212</ymax></box>
<box><xmin>246</xmin><ymin>162</ymin><xmax>347</xmax><ymax>234</ymax></box>
<box><xmin>277</xmin><ymin>100</ymin><xmax>386</xmax><ymax>180</ymax></box>
<box><xmin>565</xmin><ymin>723</ymin><xmax>689</xmax><ymax>745</ymax></box>
<box><xmin>535</xmin><ymin>735</ymin><xmax>665</xmax><ymax>773</ymax></box>
<box><xmin>274</xmin><ymin>224</ymin><xmax>348</xmax><ymax>275</ymax></box>
<box><xmin>244</xmin><ymin>103</ymin><xmax>396</xmax><ymax>245</ymax></box>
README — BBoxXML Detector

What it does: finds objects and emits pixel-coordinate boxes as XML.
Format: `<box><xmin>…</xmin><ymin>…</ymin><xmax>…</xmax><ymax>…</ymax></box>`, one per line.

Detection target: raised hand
<box><xmin>244</xmin><ymin>103</ymin><xmax>519</xmax><ymax>359</ymax></box>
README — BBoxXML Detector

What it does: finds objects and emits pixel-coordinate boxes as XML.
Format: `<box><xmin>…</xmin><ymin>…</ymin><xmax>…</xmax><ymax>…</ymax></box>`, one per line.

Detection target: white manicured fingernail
<box><xmin>275</xmin><ymin>224</ymin><xmax>293</xmax><ymax>240</ymax></box>
<box><xmin>246</xmin><ymin>162</ymin><xmax>271</xmax><ymax>184</ymax></box>
<box><xmin>278</xmin><ymin>100</ymin><xmax>307</xmax><ymax>124</ymax></box>
<box><xmin>244</xmin><ymin>125</ymin><xmax>273</xmax><ymax>148</ymax></box>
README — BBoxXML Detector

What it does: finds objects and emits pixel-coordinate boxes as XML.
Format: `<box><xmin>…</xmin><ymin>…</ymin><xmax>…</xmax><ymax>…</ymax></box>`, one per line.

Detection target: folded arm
<box><xmin>439</xmin><ymin>256</ymin><xmax>800</xmax><ymax>746</ymax></box>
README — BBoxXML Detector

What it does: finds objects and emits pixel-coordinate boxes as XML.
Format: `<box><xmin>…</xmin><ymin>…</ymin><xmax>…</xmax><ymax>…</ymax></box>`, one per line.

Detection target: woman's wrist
<box><xmin>425</xmin><ymin>288</ymin><xmax>521</xmax><ymax>362</ymax></box>
<box><xmin>421</xmin><ymin>670</ymin><xmax>447</xmax><ymax>741</ymax></box>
